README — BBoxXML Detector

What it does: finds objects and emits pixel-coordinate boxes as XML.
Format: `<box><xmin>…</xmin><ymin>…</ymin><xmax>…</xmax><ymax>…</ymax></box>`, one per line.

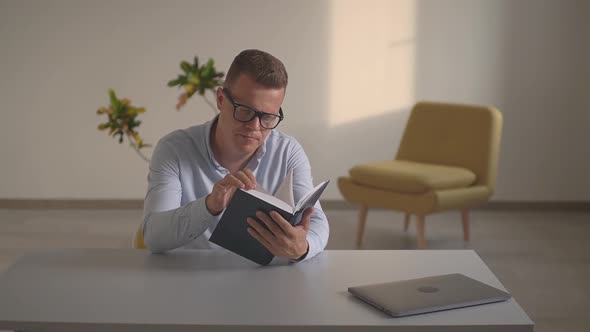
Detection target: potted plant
<box><xmin>96</xmin><ymin>56</ymin><xmax>224</xmax><ymax>162</ymax></box>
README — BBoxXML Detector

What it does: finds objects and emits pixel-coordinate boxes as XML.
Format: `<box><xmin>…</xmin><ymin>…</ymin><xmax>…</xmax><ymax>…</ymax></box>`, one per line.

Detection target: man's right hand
<box><xmin>206</xmin><ymin>169</ymin><xmax>257</xmax><ymax>215</ymax></box>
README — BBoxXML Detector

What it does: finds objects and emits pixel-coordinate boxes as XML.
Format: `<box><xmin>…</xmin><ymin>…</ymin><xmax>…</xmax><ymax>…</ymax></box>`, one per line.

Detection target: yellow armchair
<box><xmin>133</xmin><ymin>224</ymin><xmax>146</xmax><ymax>249</ymax></box>
<box><xmin>338</xmin><ymin>101</ymin><xmax>503</xmax><ymax>249</ymax></box>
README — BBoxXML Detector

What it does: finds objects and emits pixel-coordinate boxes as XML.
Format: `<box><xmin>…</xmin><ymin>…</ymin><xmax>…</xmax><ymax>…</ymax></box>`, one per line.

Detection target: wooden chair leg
<box><xmin>403</xmin><ymin>213</ymin><xmax>411</xmax><ymax>231</ymax></box>
<box><xmin>356</xmin><ymin>205</ymin><xmax>368</xmax><ymax>247</ymax></box>
<box><xmin>461</xmin><ymin>209</ymin><xmax>470</xmax><ymax>241</ymax></box>
<box><xmin>416</xmin><ymin>215</ymin><xmax>426</xmax><ymax>249</ymax></box>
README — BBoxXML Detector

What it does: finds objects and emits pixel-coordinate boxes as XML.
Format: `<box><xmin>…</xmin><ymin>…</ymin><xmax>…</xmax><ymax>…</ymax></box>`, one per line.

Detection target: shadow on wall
<box><xmin>316</xmin><ymin>109</ymin><xmax>412</xmax><ymax>190</ymax></box>
<box><xmin>305</xmin><ymin>0</ymin><xmax>416</xmax><ymax>197</ymax></box>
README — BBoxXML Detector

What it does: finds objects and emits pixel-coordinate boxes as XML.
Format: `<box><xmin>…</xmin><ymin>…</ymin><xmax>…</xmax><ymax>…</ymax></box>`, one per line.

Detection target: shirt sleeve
<box><xmin>142</xmin><ymin>139</ymin><xmax>219</xmax><ymax>253</ymax></box>
<box><xmin>287</xmin><ymin>141</ymin><xmax>330</xmax><ymax>262</ymax></box>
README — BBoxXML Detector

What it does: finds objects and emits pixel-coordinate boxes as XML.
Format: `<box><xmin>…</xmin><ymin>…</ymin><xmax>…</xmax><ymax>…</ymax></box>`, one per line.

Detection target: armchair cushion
<box><xmin>349</xmin><ymin>160</ymin><xmax>477</xmax><ymax>194</ymax></box>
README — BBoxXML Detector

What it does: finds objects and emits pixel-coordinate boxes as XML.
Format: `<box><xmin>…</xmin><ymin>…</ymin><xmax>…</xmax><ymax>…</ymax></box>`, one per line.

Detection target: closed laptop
<box><xmin>348</xmin><ymin>273</ymin><xmax>511</xmax><ymax>317</ymax></box>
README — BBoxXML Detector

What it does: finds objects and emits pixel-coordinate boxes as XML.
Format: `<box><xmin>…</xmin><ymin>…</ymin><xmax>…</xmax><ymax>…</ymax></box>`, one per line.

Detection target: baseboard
<box><xmin>320</xmin><ymin>200</ymin><xmax>590</xmax><ymax>212</ymax></box>
<box><xmin>480</xmin><ymin>201</ymin><xmax>590</xmax><ymax>211</ymax></box>
<box><xmin>0</xmin><ymin>199</ymin><xmax>589</xmax><ymax>211</ymax></box>
<box><xmin>0</xmin><ymin>199</ymin><xmax>143</xmax><ymax>209</ymax></box>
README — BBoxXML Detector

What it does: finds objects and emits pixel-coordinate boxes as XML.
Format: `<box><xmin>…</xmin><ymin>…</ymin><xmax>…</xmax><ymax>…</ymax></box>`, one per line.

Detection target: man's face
<box><xmin>216</xmin><ymin>74</ymin><xmax>285</xmax><ymax>156</ymax></box>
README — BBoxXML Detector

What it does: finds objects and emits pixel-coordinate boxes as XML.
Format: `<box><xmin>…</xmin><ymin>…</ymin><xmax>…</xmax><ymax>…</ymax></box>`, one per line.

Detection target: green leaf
<box><xmin>181</xmin><ymin>61</ymin><xmax>191</xmax><ymax>73</ymax></box>
<box><xmin>187</xmin><ymin>72</ymin><xmax>200</xmax><ymax>85</ymax></box>
<box><xmin>201</xmin><ymin>69</ymin><xmax>211</xmax><ymax>81</ymax></box>
<box><xmin>108</xmin><ymin>89</ymin><xmax>122</xmax><ymax>110</ymax></box>
<box><xmin>169</xmin><ymin>75</ymin><xmax>187</xmax><ymax>86</ymax></box>
<box><xmin>202</xmin><ymin>59</ymin><xmax>214</xmax><ymax>79</ymax></box>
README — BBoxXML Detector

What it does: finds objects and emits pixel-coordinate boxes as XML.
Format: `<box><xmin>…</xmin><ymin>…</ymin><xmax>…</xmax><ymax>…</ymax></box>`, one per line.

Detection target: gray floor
<box><xmin>0</xmin><ymin>208</ymin><xmax>589</xmax><ymax>331</ymax></box>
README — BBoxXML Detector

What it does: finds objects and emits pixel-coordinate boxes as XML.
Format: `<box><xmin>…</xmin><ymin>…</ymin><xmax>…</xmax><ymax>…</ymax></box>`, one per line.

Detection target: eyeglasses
<box><xmin>222</xmin><ymin>88</ymin><xmax>284</xmax><ymax>129</ymax></box>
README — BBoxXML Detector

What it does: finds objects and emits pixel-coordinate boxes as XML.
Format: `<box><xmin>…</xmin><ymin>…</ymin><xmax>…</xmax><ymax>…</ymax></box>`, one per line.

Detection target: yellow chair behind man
<box><xmin>133</xmin><ymin>224</ymin><xmax>146</xmax><ymax>249</ymax></box>
<box><xmin>338</xmin><ymin>101</ymin><xmax>503</xmax><ymax>249</ymax></box>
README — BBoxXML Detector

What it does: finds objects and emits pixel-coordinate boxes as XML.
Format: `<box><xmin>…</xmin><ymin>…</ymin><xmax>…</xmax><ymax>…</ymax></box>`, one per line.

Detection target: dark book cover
<box><xmin>209</xmin><ymin>181</ymin><xmax>329</xmax><ymax>265</ymax></box>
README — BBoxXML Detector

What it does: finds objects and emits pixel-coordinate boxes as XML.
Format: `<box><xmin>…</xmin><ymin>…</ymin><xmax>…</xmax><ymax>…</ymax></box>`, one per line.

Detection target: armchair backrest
<box><xmin>396</xmin><ymin>102</ymin><xmax>503</xmax><ymax>192</ymax></box>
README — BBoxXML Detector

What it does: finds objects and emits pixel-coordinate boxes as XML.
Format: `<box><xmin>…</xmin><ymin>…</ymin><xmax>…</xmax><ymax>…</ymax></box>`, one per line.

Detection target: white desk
<box><xmin>0</xmin><ymin>249</ymin><xmax>533</xmax><ymax>332</ymax></box>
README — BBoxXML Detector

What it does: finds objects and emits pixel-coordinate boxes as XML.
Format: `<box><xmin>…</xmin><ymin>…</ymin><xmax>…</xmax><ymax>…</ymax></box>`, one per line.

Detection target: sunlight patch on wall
<box><xmin>329</xmin><ymin>0</ymin><xmax>416</xmax><ymax>127</ymax></box>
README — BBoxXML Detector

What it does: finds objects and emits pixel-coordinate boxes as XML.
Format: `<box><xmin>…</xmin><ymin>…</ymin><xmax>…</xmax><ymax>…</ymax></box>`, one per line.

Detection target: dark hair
<box><xmin>224</xmin><ymin>49</ymin><xmax>288</xmax><ymax>89</ymax></box>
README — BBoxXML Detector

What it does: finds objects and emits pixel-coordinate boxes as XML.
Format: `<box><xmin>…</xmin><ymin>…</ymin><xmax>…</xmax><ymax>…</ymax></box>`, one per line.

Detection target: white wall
<box><xmin>0</xmin><ymin>0</ymin><xmax>588</xmax><ymax>201</ymax></box>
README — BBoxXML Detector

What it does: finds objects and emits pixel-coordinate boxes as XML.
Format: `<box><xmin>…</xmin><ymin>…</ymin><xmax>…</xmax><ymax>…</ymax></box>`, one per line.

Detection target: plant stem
<box><xmin>127</xmin><ymin>133</ymin><xmax>151</xmax><ymax>163</ymax></box>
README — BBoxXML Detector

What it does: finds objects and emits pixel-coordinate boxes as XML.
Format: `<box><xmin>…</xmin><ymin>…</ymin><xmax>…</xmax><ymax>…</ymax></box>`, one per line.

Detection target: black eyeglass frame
<box><xmin>222</xmin><ymin>88</ymin><xmax>284</xmax><ymax>129</ymax></box>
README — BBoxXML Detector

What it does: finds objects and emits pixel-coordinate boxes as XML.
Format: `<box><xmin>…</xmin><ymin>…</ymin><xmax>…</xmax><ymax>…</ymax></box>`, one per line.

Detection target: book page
<box><xmin>294</xmin><ymin>180</ymin><xmax>330</xmax><ymax>212</ymax></box>
<box><xmin>253</xmin><ymin>185</ymin><xmax>272</xmax><ymax>196</ymax></box>
<box><xmin>245</xmin><ymin>189</ymin><xmax>294</xmax><ymax>213</ymax></box>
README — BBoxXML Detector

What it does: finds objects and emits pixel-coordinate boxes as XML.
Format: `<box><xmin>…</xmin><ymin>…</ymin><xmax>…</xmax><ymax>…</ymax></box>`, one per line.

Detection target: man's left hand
<box><xmin>246</xmin><ymin>207</ymin><xmax>313</xmax><ymax>261</ymax></box>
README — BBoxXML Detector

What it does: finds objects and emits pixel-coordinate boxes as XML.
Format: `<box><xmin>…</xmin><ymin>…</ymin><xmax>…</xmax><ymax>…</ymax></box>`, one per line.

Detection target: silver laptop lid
<box><xmin>348</xmin><ymin>273</ymin><xmax>511</xmax><ymax>317</ymax></box>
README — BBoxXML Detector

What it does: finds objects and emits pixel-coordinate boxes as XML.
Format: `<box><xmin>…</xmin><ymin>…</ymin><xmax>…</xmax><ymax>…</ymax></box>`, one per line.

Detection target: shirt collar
<box><xmin>204</xmin><ymin>115</ymin><xmax>268</xmax><ymax>172</ymax></box>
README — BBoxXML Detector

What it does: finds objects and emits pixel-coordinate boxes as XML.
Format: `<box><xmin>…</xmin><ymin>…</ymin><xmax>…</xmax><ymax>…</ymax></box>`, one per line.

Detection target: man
<box><xmin>142</xmin><ymin>49</ymin><xmax>329</xmax><ymax>262</ymax></box>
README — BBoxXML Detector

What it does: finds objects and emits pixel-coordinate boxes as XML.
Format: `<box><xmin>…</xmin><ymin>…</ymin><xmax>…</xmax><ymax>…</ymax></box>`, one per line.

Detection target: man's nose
<box><xmin>244</xmin><ymin>115</ymin><xmax>261</xmax><ymax>129</ymax></box>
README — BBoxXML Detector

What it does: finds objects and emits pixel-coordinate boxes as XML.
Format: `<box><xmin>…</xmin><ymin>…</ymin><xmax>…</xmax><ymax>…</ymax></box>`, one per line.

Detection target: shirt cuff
<box><xmin>186</xmin><ymin>197</ymin><xmax>221</xmax><ymax>239</ymax></box>
<box><xmin>289</xmin><ymin>241</ymin><xmax>310</xmax><ymax>264</ymax></box>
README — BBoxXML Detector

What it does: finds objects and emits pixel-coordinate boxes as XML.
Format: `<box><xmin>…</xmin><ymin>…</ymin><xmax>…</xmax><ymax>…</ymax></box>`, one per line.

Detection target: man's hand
<box><xmin>246</xmin><ymin>207</ymin><xmax>314</xmax><ymax>261</ymax></box>
<box><xmin>206</xmin><ymin>170</ymin><xmax>257</xmax><ymax>215</ymax></box>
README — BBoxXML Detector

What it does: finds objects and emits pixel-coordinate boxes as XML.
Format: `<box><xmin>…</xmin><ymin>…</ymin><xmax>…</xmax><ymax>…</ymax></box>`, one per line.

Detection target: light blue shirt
<box><xmin>142</xmin><ymin>116</ymin><xmax>329</xmax><ymax>262</ymax></box>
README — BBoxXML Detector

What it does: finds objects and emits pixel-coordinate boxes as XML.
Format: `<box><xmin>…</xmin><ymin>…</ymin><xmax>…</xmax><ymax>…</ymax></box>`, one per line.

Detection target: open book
<box><xmin>209</xmin><ymin>170</ymin><xmax>329</xmax><ymax>265</ymax></box>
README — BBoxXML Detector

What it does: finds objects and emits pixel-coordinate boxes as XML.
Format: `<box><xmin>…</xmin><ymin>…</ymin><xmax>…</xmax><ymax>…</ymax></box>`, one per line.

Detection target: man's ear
<box><xmin>216</xmin><ymin>87</ymin><xmax>224</xmax><ymax>112</ymax></box>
